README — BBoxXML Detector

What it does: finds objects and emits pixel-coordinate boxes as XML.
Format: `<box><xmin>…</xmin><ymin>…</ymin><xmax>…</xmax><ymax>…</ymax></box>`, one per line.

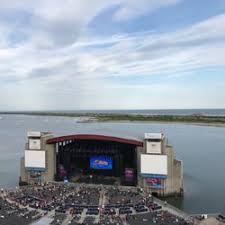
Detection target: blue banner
<box><xmin>141</xmin><ymin>173</ymin><xmax>167</xmax><ymax>179</ymax></box>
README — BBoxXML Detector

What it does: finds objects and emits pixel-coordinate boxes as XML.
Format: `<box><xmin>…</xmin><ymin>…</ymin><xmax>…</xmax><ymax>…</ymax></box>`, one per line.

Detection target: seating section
<box><xmin>50</xmin><ymin>213</ymin><xmax>66</xmax><ymax>225</ymax></box>
<box><xmin>77</xmin><ymin>175</ymin><xmax>116</xmax><ymax>185</ymax></box>
<box><xmin>0</xmin><ymin>183</ymin><xmax>197</xmax><ymax>225</ymax></box>
<box><xmin>127</xmin><ymin>211</ymin><xmax>192</xmax><ymax>225</ymax></box>
<box><xmin>0</xmin><ymin>198</ymin><xmax>40</xmax><ymax>225</ymax></box>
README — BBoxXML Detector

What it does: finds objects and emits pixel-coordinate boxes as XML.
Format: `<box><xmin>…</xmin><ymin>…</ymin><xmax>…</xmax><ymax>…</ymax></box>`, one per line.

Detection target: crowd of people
<box><xmin>0</xmin><ymin>182</ymin><xmax>213</xmax><ymax>225</ymax></box>
<box><xmin>127</xmin><ymin>210</ymin><xmax>191</xmax><ymax>225</ymax></box>
<box><xmin>77</xmin><ymin>175</ymin><xmax>117</xmax><ymax>185</ymax></box>
<box><xmin>0</xmin><ymin>197</ymin><xmax>41</xmax><ymax>225</ymax></box>
<box><xmin>105</xmin><ymin>187</ymin><xmax>146</xmax><ymax>205</ymax></box>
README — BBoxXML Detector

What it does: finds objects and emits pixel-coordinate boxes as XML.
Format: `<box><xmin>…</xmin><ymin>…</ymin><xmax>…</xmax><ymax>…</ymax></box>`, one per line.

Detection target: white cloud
<box><xmin>0</xmin><ymin>0</ymin><xmax>182</xmax><ymax>47</ymax></box>
<box><xmin>1</xmin><ymin>12</ymin><xmax>225</xmax><ymax>83</ymax></box>
<box><xmin>0</xmin><ymin>0</ymin><xmax>116</xmax><ymax>47</ymax></box>
<box><xmin>114</xmin><ymin>0</ymin><xmax>181</xmax><ymax>21</ymax></box>
<box><xmin>0</xmin><ymin>1</ymin><xmax>225</xmax><ymax>109</ymax></box>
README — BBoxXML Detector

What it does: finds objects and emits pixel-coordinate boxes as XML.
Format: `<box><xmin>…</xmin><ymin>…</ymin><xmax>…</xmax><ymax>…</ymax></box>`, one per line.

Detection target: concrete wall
<box><xmin>20</xmin><ymin>157</ymin><xmax>28</xmax><ymax>183</ymax></box>
<box><xmin>41</xmin><ymin>134</ymin><xmax>55</xmax><ymax>183</ymax></box>
<box><xmin>136</xmin><ymin>146</ymin><xmax>145</xmax><ymax>187</ymax></box>
<box><xmin>172</xmin><ymin>159</ymin><xmax>183</xmax><ymax>194</ymax></box>
<box><xmin>164</xmin><ymin>145</ymin><xmax>183</xmax><ymax>196</ymax></box>
<box><xmin>164</xmin><ymin>145</ymin><xmax>175</xmax><ymax>195</ymax></box>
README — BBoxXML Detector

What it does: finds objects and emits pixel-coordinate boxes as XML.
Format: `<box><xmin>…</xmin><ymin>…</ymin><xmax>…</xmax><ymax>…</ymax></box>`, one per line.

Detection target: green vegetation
<box><xmin>1</xmin><ymin>111</ymin><xmax>225</xmax><ymax>125</ymax></box>
<box><xmin>96</xmin><ymin>114</ymin><xmax>225</xmax><ymax>124</ymax></box>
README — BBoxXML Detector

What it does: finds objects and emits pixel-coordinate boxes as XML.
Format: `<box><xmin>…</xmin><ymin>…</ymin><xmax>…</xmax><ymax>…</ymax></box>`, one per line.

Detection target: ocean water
<box><xmin>0</xmin><ymin>114</ymin><xmax>225</xmax><ymax>214</ymax></box>
<box><xmin>55</xmin><ymin>108</ymin><xmax>225</xmax><ymax>116</ymax></box>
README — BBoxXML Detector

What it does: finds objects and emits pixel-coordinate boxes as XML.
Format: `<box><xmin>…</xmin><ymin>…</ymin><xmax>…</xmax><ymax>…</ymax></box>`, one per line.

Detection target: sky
<box><xmin>0</xmin><ymin>0</ymin><xmax>225</xmax><ymax>110</ymax></box>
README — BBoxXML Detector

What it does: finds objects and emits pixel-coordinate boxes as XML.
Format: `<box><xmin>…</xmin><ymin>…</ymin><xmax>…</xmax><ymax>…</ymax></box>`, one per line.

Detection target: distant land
<box><xmin>1</xmin><ymin>109</ymin><xmax>225</xmax><ymax>126</ymax></box>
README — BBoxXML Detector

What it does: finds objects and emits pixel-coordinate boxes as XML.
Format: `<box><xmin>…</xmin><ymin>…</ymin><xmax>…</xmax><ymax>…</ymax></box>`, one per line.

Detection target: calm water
<box><xmin>41</xmin><ymin>108</ymin><xmax>225</xmax><ymax>116</ymax></box>
<box><xmin>0</xmin><ymin>115</ymin><xmax>225</xmax><ymax>214</ymax></box>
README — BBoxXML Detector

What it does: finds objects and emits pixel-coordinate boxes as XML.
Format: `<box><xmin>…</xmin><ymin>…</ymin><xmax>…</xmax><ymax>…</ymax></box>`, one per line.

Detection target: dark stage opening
<box><xmin>56</xmin><ymin>140</ymin><xmax>137</xmax><ymax>186</ymax></box>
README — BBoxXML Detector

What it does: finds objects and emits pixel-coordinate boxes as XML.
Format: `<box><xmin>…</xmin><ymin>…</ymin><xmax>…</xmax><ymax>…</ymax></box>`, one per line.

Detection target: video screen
<box><xmin>125</xmin><ymin>168</ymin><xmax>134</xmax><ymax>182</ymax></box>
<box><xmin>146</xmin><ymin>178</ymin><xmax>162</xmax><ymax>189</ymax></box>
<box><xmin>90</xmin><ymin>156</ymin><xmax>112</xmax><ymax>170</ymax></box>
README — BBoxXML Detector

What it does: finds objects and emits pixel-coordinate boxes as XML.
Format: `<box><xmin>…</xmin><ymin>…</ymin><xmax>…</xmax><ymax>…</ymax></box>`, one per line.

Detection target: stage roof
<box><xmin>47</xmin><ymin>134</ymin><xmax>143</xmax><ymax>147</ymax></box>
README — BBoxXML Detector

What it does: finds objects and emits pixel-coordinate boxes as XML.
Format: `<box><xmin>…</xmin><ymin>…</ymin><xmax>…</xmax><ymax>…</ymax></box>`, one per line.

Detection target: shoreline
<box><xmin>1</xmin><ymin>112</ymin><xmax>225</xmax><ymax>127</ymax></box>
<box><xmin>1</xmin><ymin>112</ymin><xmax>225</xmax><ymax>128</ymax></box>
<box><xmin>96</xmin><ymin>120</ymin><xmax>225</xmax><ymax>127</ymax></box>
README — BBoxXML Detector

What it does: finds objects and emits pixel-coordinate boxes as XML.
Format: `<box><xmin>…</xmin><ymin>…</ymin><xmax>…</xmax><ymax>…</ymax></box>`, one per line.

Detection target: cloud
<box><xmin>75</xmin><ymin>13</ymin><xmax>225</xmax><ymax>78</ymax></box>
<box><xmin>1</xmin><ymin>13</ymin><xmax>225</xmax><ymax>83</ymax></box>
<box><xmin>0</xmin><ymin>1</ymin><xmax>225</xmax><ymax>109</ymax></box>
<box><xmin>0</xmin><ymin>0</ymin><xmax>116</xmax><ymax>47</ymax></box>
<box><xmin>0</xmin><ymin>0</ymin><xmax>183</xmax><ymax>47</ymax></box>
<box><xmin>1</xmin><ymin>12</ymin><xmax>225</xmax><ymax>83</ymax></box>
<box><xmin>113</xmin><ymin>0</ymin><xmax>181</xmax><ymax>21</ymax></box>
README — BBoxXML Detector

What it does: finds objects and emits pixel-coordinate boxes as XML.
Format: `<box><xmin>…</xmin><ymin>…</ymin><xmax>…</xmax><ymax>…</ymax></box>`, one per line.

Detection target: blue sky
<box><xmin>0</xmin><ymin>0</ymin><xmax>225</xmax><ymax>110</ymax></box>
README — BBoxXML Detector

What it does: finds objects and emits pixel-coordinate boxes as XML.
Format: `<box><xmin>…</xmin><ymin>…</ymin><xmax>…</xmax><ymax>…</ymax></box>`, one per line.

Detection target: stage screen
<box><xmin>146</xmin><ymin>141</ymin><xmax>161</xmax><ymax>154</ymax></box>
<box><xmin>29</xmin><ymin>139</ymin><xmax>41</xmax><ymax>150</ymax></box>
<box><xmin>141</xmin><ymin>154</ymin><xmax>167</xmax><ymax>176</ymax></box>
<box><xmin>125</xmin><ymin>168</ymin><xmax>134</xmax><ymax>182</ymax></box>
<box><xmin>90</xmin><ymin>156</ymin><xmax>112</xmax><ymax>170</ymax></box>
<box><xmin>25</xmin><ymin>150</ymin><xmax>45</xmax><ymax>170</ymax></box>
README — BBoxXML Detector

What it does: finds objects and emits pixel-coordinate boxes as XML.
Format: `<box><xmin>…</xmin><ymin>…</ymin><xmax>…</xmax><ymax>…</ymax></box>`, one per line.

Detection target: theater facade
<box><xmin>20</xmin><ymin>131</ymin><xmax>183</xmax><ymax>197</ymax></box>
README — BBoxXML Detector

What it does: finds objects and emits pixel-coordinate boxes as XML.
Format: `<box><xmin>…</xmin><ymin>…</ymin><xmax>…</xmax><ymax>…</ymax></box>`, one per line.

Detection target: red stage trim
<box><xmin>47</xmin><ymin>134</ymin><xmax>143</xmax><ymax>146</ymax></box>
